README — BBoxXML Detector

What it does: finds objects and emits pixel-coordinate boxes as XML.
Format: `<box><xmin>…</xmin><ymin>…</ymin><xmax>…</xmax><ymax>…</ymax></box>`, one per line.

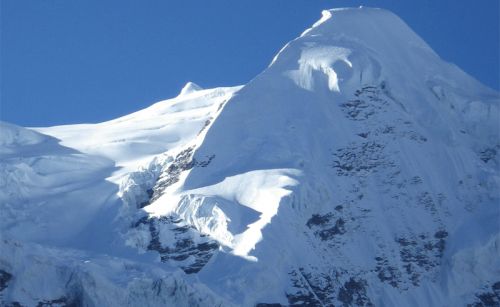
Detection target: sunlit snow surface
<box><xmin>1</xmin><ymin>7</ymin><xmax>499</xmax><ymax>307</ymax></box>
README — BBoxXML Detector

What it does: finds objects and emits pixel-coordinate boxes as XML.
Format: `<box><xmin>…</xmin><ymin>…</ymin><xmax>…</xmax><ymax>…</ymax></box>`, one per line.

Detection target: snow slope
<box><xmin>1</xmin><ymin>7</ymin><xmax>499</xmax><ymax>307</ymax></box>
<box><xmin>0</xmin><ymin>84</ymin><xmax>240</xmax><ymax>306</ymax></box>
<box><xmin>35</xmin><ymin>83</ymin><xmax>239</xmax><ymax>179</ymax></box>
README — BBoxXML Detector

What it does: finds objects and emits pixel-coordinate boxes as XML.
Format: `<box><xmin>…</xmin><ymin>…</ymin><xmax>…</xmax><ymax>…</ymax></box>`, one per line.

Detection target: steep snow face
<box><xmin>1</xmin><ymin>7</ymin><xmax>499</xmax><ymax>307</ymax></box>
<box><xmin>187</xmin><ymin>8</ymin><xmax>498</xmax><ymax>190</ymax></box>
<box><xmin>1</xmin><ymin>85</ymin><xmax>240</xmax><ymax>245</ymax></box>
<box><xmin>146</xmin><ymin>168</ymin><xmax>301</xmax><ymax>260</ymax></box>
<box><xmin>0</xmin><ymin>86</ymin><xmax>240</xmax><ymax>305</ymax></box>
<box><xmin>140</xmin><ymin>7</ymin><xmax>499</xmax><ymax>306</ymax></box>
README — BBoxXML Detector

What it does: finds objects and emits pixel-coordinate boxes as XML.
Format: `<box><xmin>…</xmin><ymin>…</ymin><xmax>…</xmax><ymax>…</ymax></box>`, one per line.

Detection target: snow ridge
<box><xmin>1</xmin><ymin>7</ymin><xmax>499</xmax><ymax>307</ymax></box>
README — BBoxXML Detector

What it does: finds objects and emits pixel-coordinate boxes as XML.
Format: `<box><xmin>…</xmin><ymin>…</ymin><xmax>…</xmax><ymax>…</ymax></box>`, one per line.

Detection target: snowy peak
<box><xmin>302</xmin><ymin>7</ymin><xmax>427</xmax><ymax>45</ymax></box>
<box><xmin>1</xmin><ymin>7</ymin><xmax>499</xmax><ymax>307</ymax></box>
<box><xmin>270</xmin><ymin>7</ymin><xmax>440</xmax><ymax>94</ymax></box>
<box><xmin>268</xmin><ymin>6</ymin><xmax>499</xmax><ymax>107</ymax></box>
<box><xmin>171</xmin><ymin>7</ymin><xmax>499</xmax><ymax>305</ymax></box>
<box><xmin>258</xmin><ymin>6</ymin><xmax>499</xmax><ymax>149</ymax></box>
<box><xmin>179</xmin><ymin>81</ymin><xmax>203</xmax><ymax>96</ymax></box>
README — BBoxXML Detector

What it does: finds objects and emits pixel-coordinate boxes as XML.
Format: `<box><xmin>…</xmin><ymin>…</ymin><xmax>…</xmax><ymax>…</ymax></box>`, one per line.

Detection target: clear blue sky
<box><xmin>1</xmin><ymin>0</ymin><xmax>499</xmax><ymax>126</ymax></box>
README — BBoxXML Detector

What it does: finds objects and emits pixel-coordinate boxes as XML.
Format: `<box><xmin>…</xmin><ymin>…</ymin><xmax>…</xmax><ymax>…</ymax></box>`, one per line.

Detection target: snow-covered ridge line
<box><xmin>34</xmin><ymin>85</ymin><xmax>241</xmax><ymax>180</ymax></box>
<box><xmin>1</xmin><ymin>6</ymin><xmax>499</xmax><ymax>306</ymax></box>
<box><xmin>0</xmin><ymin>84</ymin><xmax>241</xmax><ymax>304</ymax></box>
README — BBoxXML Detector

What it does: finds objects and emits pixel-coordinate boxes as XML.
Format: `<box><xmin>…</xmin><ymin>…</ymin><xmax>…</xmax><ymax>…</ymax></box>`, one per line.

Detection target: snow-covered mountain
<box><xmin>1</xmin><ymin>7</ymin><xmax>499</xmax><ymax>307</ymax></box>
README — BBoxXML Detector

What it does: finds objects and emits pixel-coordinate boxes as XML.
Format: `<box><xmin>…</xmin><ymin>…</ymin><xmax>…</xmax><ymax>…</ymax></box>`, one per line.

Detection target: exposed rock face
<box><xmin>140</xmin><ymin>147</ymin><xmax>215</xmax><ymax>209</ymax></box>
<box><xmin>286</xmin><ymin>268</ymin><xmax>373</xmax><ymax>306</ymax></box>
<box><xmin>124</xmin><ymin>146</ymin><xmax>220</xmax><ymax>274</ymax></box>
<box><xmin>134</xmin><ymin>216</ymin><xmax>219</xmax><ymax>274</ymax></box>
<box><xmin>0</xmin><ymin>269</ymin><xmax>12</xmax><ymax>293</ymax></box>
<box><xmin>468</xmin><ymin>282</ymin><xmax>500</xmax><ymax>307</ymax></box>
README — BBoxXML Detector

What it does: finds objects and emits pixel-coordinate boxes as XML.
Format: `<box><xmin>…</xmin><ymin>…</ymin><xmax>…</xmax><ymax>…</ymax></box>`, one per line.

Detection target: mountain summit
<box><xmin>179</xmin><ymin>81</ymin><xmax>204</xmax><ymax>96</ymax></box>
<box><xmin>1</xmin><ymin>7</ymin><xmax>498</xmax><ymax>307</ymax></box>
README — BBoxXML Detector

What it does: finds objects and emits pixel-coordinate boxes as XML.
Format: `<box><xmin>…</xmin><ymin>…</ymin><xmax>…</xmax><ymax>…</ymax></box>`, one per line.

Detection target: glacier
<box><xmin>1</xmin><ymin>7</ymin><xmax>499</xmax><ymax>307</ymax></box>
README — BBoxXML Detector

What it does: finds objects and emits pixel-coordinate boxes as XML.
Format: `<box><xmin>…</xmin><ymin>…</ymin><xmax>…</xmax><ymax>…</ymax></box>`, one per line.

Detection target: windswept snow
<box><xmin>0</xmin><ymin>85</ymin><xmax>241</xmax><ymax>305</ymax></box>
<box><xmin>0</xmin><ymin>122</ymin><xmax>48</xmax><ymax>155</ymax></box>
<box><xmin>287</xmin><ymin>45</ymin><xmax>352</xmax><ymax>92</ymax></box>
<box><xmin>1</xmin><ymin>6</ymin><xmax>499</xmax><ymax>307</ymax></box>
<box><xmin>35</xmin><ymin>85</ymin><xmax>240</xmax><ymax>180</ymax></box>
<box><xmin>146</xmin><ymin>168</ymin><xmax>301</xmax><ymax>260</ymax></box>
